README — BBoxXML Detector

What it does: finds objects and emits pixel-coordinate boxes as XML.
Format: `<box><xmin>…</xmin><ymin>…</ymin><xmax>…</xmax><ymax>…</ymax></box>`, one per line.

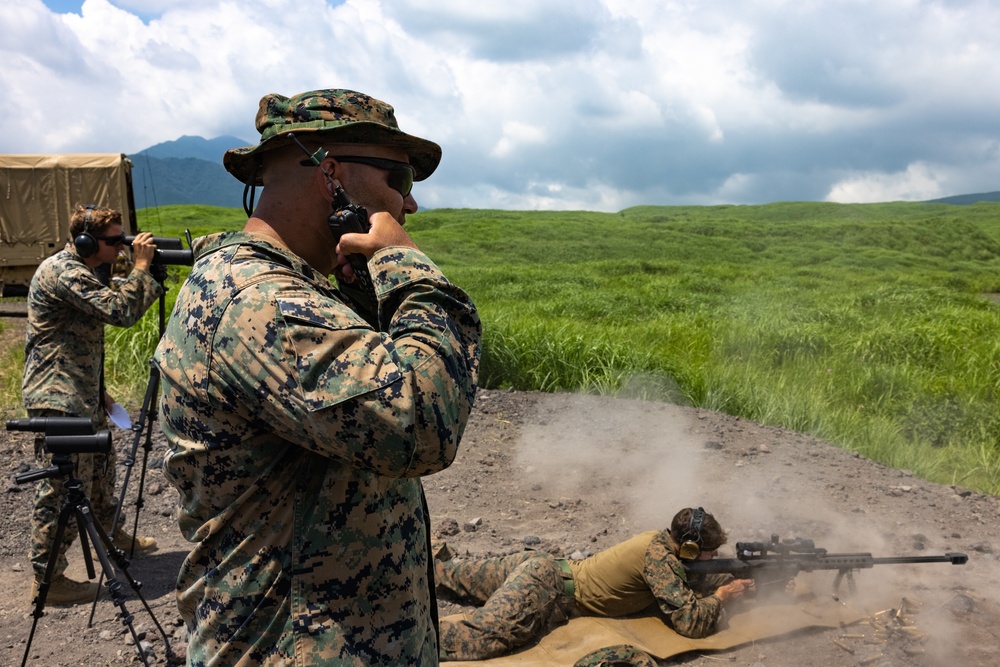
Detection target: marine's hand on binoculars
<box><xmin>129</xmin><ymin>232</ymin><xmax>157</xmax><ymax>272</ymax></box>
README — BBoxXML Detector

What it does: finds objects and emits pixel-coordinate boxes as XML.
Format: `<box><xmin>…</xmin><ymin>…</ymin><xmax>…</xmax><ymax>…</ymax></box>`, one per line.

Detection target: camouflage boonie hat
<box><xmin>572</xmin><ymin>644</ymin><xmax>656</xmax><ymax>667</ymax></box>
<box><xmin>223</xmin><ymin>89</ymin><xmax>442</xmax><ymax>186</ymax></box>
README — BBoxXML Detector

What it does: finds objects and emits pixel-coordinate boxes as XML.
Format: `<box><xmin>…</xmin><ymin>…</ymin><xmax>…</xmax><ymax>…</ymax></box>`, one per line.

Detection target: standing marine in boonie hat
<box><xmin>154</xmin><ymin>87</ymin><xmax>481</xmax><ymax>667</ymax></box>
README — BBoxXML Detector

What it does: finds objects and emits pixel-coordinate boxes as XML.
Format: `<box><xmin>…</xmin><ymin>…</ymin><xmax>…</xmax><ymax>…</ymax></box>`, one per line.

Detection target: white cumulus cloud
<box><xmin>2</xmin><ymin>0</ymin><xmax>998</xmax><ymax>210</ymax></box>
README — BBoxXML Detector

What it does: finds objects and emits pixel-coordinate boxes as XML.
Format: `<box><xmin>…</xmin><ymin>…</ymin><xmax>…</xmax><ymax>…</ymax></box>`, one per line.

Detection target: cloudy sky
<box><xmin>2</xmin><ymin>0</ymin><xmax>998</xmax><ymax>211</ymax></box>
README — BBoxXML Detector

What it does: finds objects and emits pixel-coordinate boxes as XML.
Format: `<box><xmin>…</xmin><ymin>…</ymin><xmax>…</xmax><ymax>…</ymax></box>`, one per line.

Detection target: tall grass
<box><xmin>0</xmin><ymin>309</ymin><xmax>165</xmax><ymax>418</ymax></box>
<box><xmin>5</xmin><ymin>201</ymin><xmax>1000</xmax><ymax>495</ymax></box>
<box><xmin>0</xmin><ymin>329</ymin><xmax>24</xmax><ymax>420</ymax></box>
<box><xmin>410</xmin><ymin>202</ymin><xmax>1000</xmax><ymax>494</ymax></box>
<box><xmin>104</xmin><ymin>310</ymin><xmax>165</xmax><ymax>406</ymax></box>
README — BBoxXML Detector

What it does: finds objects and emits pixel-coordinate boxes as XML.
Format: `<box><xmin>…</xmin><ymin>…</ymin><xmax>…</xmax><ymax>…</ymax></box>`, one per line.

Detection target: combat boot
<box><xmin>32</xmin><ymin>574</ymin><xmax>100</xmax><ymax>606</ymax></box>
<box><xmin>431</xmin><ymin>539</ymin><xmax>453</xmax><ymax>562</ymax></box>
<box><xmin>111</xmin><ymin>528</ymin><xmax>158</xmax><ymax>554</ymax></box>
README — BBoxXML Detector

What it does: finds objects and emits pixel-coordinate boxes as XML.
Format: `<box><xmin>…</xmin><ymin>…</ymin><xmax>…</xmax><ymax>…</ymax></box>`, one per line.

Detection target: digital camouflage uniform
<box><xmin>437</xmin><ymin>551</ymin><xmax>574</xmax><ymax>661</ymax></box>
<box><xmin>154</xmin><ymin>231</ymin><xmax>481</xmax><ymax>667</ymax></box>
<box><xmin>23</xmin><ymin>244</ymin><xmax>163</xmax><ymax>578</ymax></box>
<box><xmin>437</xmin><ymin>530</ymin><xmax>733</xmax><ymax>661</ymax></box>
<box><xmin>572</xmin><ymin>645</ymin><xmax>656</xmax><ymax>667</ymax></box>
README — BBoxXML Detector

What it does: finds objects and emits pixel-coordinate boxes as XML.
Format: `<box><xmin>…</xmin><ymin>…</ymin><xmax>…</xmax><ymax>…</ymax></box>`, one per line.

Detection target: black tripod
<box><xmin>89</xmin><ymin>287</ymin><xmax>167</xmax><ymax>625</ymax></box>
<box><xmin>104</xmin><ymin>361</ymin><xmax>162</xmax><ymax>561</ymax></box>
<box><xmin>111</xmin><ymin>286</ymin><xmax>168</xmax><ymax>557</ymax></box>
<box><xmin>16</xmin><ymin>446</ymin><xmax>173</xmax><ymax>667</ymax></box>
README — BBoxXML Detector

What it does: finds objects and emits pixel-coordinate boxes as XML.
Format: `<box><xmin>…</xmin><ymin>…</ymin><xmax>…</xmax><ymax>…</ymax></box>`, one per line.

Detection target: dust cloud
<box><xmin>511</xmin><ymin>389</ymin><xmax>992</xmax><ymax>665</ymax></box>
<box><xmin>514</xmin><ymin>392</ymin><xmax>705</xmax><ymax>530</ymax></box>
<box><xmin>513</xmin><ymin>390</ymin><xmax>854</xmax><ymax>539</ymax></box>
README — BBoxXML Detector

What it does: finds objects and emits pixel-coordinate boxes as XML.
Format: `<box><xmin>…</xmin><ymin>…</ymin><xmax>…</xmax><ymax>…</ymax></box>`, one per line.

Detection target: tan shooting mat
<box><xmin>444</xmin><ymin>597</ymin><xmax>868</xmax><ymax>666</ymax></box>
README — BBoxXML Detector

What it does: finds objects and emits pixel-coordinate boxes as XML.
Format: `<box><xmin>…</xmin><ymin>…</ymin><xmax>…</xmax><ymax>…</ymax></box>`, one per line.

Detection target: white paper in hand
<box><xmin>107</xmin><ymin>403</ymin><xmax>132</xmax><ymax>430</ymax></box>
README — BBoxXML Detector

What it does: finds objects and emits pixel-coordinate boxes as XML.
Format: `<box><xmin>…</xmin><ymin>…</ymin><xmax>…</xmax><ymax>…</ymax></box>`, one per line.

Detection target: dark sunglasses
<box><xmin>94</xmin><ymin>232</ymin><xmax>126</xmax><ymax>246</ymax></box>
<box><xmin>301</xmin><ymin>155</ymin><xmax>415</xmax><ymax>197</ymax></box>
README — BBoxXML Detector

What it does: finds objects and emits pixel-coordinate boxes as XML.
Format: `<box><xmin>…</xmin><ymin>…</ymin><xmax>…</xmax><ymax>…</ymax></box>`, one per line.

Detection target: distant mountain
<box><xmin>129</xmin><ymin>137</ymin><xmax>999</xmax><ymax>210</ymax></box>
<box><xmin>128</xmin><ymin>136</ymin><xmax>253</xmax><ymax>209</ymax></box>
<box><xmin>925</xmin><ymin>191</ymin><xmax>1000</xmax><ymax>205</ymax></box>
<box><xmin>137</xmin><ymin>135</ymin><xmax>249</xmax><ymax>163</ymax></box>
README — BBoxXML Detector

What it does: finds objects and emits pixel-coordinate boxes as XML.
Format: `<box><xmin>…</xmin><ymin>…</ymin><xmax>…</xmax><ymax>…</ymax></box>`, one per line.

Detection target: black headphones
<box><xmin>678</xmin><ymin>507</ymin><xmax>706</xmax><ymax>560</ymax></box>
<box><xmin>74</xmin><ymin>205</ymin><xmax>99</xmax><ymax>258</ymax></box>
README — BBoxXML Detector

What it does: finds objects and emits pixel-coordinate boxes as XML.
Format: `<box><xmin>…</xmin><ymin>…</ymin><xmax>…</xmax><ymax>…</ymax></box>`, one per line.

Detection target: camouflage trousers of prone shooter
<box><xmin>436</xmin><ymin>551</ymin><xmax>576</xmax><ymax>661</ymax></box>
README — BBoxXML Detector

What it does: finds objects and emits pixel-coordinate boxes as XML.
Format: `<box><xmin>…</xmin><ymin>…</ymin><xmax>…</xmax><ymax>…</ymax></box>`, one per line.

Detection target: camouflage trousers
<box><xmin>437</xmin><ymin>551</ymin><xmax>575</xmax><ymax>661</ymax></box>
<box><xmin>29</xmin><ymin>409</ymin><xmax>118</xmax><ymax>579</ymax></box>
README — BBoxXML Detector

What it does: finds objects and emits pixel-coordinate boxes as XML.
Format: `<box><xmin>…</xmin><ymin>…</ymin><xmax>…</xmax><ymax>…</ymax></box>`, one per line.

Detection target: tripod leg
<box><xmin>27</xmin><ymin>500</ymin><xmax>72</xmax><ymax>610</ymax></box>
<box><xmin>29</xmin><ymin>445</ymin><xmax>83</xmax><ymax>583</ymax></box>
<box><xmin>22</xmin><ymin>482</ymin><xmax>94</xmax><ymax>667</ymax></box>
<box><xmin>17</xmin><ymin>453</ymin><xmax>174</xmax><ymax>665</ymax></box>
<box><xmin>128</xmin><ymin>400</ymin><xmax>159</xmax><ymax>557</ymax></box>
<box><xmin>91</xmin><ymin>362</ymin><xmax>160</xmax><ymax>626</ymax></box>
<box><xmin>87</xmin><ymin>505</ymin><xmax>177</xmax><ymax>664</ymax></box>
<box><xmin>110</xmin><ymin>361</ymin><xmax>160</xmax><ymax>550</ymax></box>
<box><xmin>76</xmin><ymin>503</ymin><xmax>155</xmax><ymax>667</ymax></box>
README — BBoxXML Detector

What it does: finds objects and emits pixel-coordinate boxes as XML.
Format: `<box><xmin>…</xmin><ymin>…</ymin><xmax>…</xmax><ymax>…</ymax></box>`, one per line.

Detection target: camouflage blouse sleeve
<box><xmin>210</xmin><ymin>244</ymin><xmax>481</xmax><ymax>478</ymax></box>
<box><xmin>643</xmin><ymin>532</ymin><xmax>725</xmax><ymax>638</ymax></box>
<box><xmin>55</xmin><ymin>258</ymin><xmax>162</xmax><ymax>327</ymax></box>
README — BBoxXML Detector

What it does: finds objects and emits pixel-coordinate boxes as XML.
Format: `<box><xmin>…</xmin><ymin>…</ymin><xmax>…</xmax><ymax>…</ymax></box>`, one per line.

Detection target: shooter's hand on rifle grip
<box><xmin>715</xmin><ymin>578</ymin><xmax>753</xmax><ymax>603</ymax></box>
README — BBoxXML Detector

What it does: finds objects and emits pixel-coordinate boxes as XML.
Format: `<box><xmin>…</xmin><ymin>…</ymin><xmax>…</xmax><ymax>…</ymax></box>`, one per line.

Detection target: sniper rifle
<box><xmin>683</xmin><ymin>534</ymin><xmax>967</xmax><ymax>597</ymax></box>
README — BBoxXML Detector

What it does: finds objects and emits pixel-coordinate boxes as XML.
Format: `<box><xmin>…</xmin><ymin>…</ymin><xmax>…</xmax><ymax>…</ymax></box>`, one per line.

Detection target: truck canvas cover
<box><xmin>0</xmin><ymin>153</ymin><xmax>136</xmax><ymax>296</ymax></box>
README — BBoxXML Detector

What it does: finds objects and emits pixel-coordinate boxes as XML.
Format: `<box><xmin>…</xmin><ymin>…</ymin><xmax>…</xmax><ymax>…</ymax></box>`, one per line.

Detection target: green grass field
<box><xmin>4</xmin><ymin>201</ymin><xmax>999</xmax><ymax>494</ymax></box>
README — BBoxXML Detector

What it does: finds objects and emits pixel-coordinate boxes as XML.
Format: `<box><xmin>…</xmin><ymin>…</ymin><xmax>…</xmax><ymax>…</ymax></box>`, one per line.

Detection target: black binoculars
<box><xmin>7</xmin><ymin>416</ymin><xmax>94</xmax><ymax>436</ymax></box>
<box><xmin>124</xmin><ymin>231</ymin><xmax>194</xmax><ymax>266</ymax></box>
<box><xmin>7</xmin><ymin>417</ymin><xmax>112</xmax><ymax>454</ymax></box>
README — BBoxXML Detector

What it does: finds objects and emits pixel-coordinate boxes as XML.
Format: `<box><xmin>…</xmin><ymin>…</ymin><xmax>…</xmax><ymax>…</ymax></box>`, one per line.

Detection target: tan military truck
<box><xmin>0</xmin><ymin>153</ymin><xmax>138</xmax><ymax>302</ymax></box>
